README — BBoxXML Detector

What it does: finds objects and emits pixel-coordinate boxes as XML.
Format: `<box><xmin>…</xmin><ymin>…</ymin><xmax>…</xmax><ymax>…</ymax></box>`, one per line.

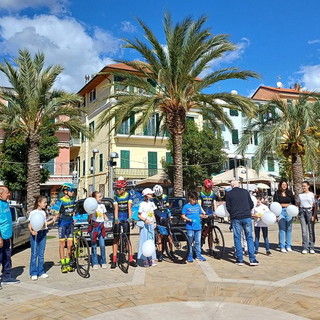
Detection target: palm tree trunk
<box><xmin>291</xmin><ymin>153</ymin><xmax>303</xmax><ymax>201</ymax></box>
<box><xmin>172</xmin><ymin>133</ymin><xmax>184</xmax><ymax>197</ymax></box>
<box><xmin>27</xmin><ymin>136</ymin><xmax>41</xmax><ymax>213</ymax></box>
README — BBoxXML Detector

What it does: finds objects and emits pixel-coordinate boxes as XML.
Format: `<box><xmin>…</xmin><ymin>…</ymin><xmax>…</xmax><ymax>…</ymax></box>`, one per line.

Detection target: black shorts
<box><xmin>113</xmin><ymin>220</ymin><xmax>130</xmax><ymax>236</ymax></box>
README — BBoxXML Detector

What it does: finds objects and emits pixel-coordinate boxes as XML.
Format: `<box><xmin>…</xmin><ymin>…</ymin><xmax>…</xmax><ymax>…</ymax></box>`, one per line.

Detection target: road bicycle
<box><xmin>155</xmin><ymin>218</ymin><xmax>190</xmax><ymax>263</ymax></box>
<box><xmin>69</xmin><ymin>225</ymin><xmax>91</xmax><ymax>278</ymax></box>
<box><xmin>201</xmin><ymin>215</ymin><xmax>225</xmax><ymax>259</ymax></box>
<box><xmin>115</xmin><ymin>222</ymin><xmax>131</xmax><ymax>273</ymax></box>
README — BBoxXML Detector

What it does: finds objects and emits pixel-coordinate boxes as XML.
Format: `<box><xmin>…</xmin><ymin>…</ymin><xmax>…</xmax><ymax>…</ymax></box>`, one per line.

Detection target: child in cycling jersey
<box><xmin>137</xmin><ymin>188</ymin><xmax>157</xmax><ymax>267</ymax></box>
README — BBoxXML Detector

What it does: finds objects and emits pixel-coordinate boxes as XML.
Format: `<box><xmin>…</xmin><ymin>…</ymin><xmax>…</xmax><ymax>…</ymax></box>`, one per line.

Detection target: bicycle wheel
<box><xmin>208</xmin><ymin>226</ymin><xmax>225</xmax><ymax>259</ymax></box>
<box><xmin>75</xmin><ymin>236</ymin><xmax>91</xmax><ymax>278</ymax></box>
<box><xmin>165</xmin><ymin>228</ymin><xmax>190</xmax><ymax>263</ymax></box>
<box><xmin>118</xmin><ymin>234</ymin><xmax>130</xmax><ymax>274</ymax></box>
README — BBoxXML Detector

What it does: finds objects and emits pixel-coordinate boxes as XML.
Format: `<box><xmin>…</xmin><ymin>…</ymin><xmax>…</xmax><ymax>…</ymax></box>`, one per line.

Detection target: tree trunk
<box><xmin>172</xmin><ymin>133</ymin><xmax>184</xmax><ymax>197</ymax></box>
<box><xmin>291</xmin><ymin>153</ymin><xmax>303</xmax><ymax>201</ymax></box>
<box><xmin>27</xmin><ymin>136</ymin><xmax>41</xmax><ymax>213</ymax></box>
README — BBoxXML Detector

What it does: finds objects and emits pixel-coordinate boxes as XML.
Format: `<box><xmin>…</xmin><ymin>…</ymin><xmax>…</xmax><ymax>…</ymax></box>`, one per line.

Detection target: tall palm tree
<box><xmin>0</xmin><ymin>49</ymin><xmax>89</xmax><ymax>212</ymax></box>
<box><xmin>98</xmin><ymin>14</ymin><xmax>259</xmax><ymax>196</ymax></box>
<box><xmin>238</xmin><ymin>96</ymin><xmax>320</xmax><ymax>198</ymax></box>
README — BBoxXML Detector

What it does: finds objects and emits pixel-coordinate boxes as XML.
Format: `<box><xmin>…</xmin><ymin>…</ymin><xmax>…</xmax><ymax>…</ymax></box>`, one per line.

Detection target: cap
<box><xmin>142</xmin><ymin>188</ymin><xmax>154</xmax><ymax>196</ymax></box>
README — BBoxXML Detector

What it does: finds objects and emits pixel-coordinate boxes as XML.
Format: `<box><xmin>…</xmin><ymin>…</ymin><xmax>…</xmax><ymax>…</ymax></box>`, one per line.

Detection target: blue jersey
<box><xmin>0</xmin><ymin>200</ymin><xmax>12</xmax><ymax>239</ymax></box>
<box><xmin>199</xmin><ymin>191</ymin><xmax>215</xmax><ymax>215</ymax></box>
<box><xmin>51</xmin><ymin>196</ymin><xmax>75</xmax><ymax>227</ymax></box>
<box><xmin>153</xmin><ymin>194</ymin><xmax>170</xmax><ymax>220</ymax></box>
<box><xmin>114</xmin><ymin>192</ymin><xmax>132</xmax><ymax>221</ymax></box>
<box><xmin>182</xmin><ymin>203</ymin><xmax>202</xmax><ymax>231</ymax></box>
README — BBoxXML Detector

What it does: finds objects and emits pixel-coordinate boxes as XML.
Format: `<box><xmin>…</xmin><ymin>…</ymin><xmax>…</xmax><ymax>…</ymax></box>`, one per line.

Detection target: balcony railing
<box><xmin>114</xmin><ymin>168</ymin><xmax>164</xmax><ymax>179</ymax></box>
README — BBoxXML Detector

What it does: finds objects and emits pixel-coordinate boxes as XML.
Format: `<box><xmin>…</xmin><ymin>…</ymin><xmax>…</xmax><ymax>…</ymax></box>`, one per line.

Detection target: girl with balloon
<box><xmin>28</xmin><ymin>195</ymin><xmax>56</xmax><ymax>280</ymax></box>
<box><xmin>273</xmin><ymin>181</ymin><xmax>295</xmax><ymax>253</ymax></box>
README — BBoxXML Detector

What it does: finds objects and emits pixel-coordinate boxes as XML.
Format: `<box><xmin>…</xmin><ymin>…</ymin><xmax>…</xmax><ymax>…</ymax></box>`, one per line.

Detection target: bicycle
<box><xmin>115</xmin><ymin>222</ymin><xmax>131</xmax><ymax>274</ymax></box>
<box><xmin>69</xmin><ymin>225</ymin><xmax>91</xmax><ymax>278</ymax></box>
<box><xmin>201</xmin><ymin>215</ymin><xmax>225</xmax><ymax>259</ymax></box>
<box><xmin>155</xmin><ymin>218</ymin><xmax>190</xmax><ymax>263</ymax></box>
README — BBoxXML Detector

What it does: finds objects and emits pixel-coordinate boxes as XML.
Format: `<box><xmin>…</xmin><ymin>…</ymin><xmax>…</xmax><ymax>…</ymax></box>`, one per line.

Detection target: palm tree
<box><xmin>98</xmin><ymin>14</ymin><xmax>259</xmax><ymax>196</ymax></box>
<box><xmin>0</xmin><ymin>49</ymin><xmax>89</xmax><ymax>212</ymax></box>
<box><xmin>238</xmin><ymin>96</ymin><xmax>320</xmax><ymax>198</ymax></box>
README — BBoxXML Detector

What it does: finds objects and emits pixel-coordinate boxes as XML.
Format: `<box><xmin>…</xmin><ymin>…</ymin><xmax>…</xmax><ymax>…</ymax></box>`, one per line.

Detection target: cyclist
<box><xmin>51</xmin><ymin>182</ymin><xmax>76</xmax><ymax>273</ymax></box>
<box><xmin>152</xmin><ymin>185</ymin><xmax>171</xmax><ymax>262</ymax></box>
<box><xmin>111</xmin><ymin>179</ymin><xmax>137</xmax><ymax>269</ymax></box>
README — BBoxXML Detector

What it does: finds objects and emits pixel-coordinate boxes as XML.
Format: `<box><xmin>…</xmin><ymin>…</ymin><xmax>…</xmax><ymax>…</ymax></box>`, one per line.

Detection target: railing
<box><xmin>114</xmin><ymin>168</ymin><xmax>164</xmax><ymax>178</ymax></box>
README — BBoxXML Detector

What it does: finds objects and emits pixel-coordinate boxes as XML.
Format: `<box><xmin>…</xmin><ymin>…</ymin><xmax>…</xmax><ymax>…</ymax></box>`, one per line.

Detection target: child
<box><xmin>252</xmin><ymin>197</ymin><xmax>271</xmax><ymax>255</ymax></box>
<box><xmin>137</xmin><ymin>188</ymin><xmax>157</xmax><ymax>267</ymax></box>
<box><xmin>28</xmin><ymin>195</ymin><xmax>56</xmax><ymax>280</ymax></box>
<box><xmin>181</xmin><ymin>191</ymin><xmax>206</xmax><ymax>262</ymax></box>
<box><xmin>88</xmin><ymin>191</ymin><xmax>108</xmax><ymax>269</ymax></box>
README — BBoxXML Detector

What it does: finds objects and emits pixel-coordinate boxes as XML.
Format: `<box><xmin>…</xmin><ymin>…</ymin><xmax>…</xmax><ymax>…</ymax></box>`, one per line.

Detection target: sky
<box><xmin>0</xmin><ymin>0</ymin><xmax>319</xmax><ymax>97</ymax></box>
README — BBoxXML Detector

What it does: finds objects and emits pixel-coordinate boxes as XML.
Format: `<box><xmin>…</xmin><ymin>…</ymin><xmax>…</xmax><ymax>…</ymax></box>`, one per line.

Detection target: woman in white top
<box><xmin>297</xmin><ymin>181</ymin><xmax>317</xmax><ymax>254</ymax></box>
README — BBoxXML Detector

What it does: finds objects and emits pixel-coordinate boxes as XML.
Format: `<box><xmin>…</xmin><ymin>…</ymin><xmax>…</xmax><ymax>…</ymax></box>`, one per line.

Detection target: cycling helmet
<box><xmin>61</xmin><ymin>182</ymin><xmax>75</xmax><ymax>192</ymax></box>
<box><xmin>115</xmin><ymin>179</ymin><xmax>127</xmax><ymax>189</ymax></box>
<box><xmin>203</xmin><ymin>179</ymin><xmax>214</xmax><ymax>189</ymax></box>
<box><xmin>153</xmin><ymin>184</ymin><xmax>163</xmax><ymax>197</ymax></box>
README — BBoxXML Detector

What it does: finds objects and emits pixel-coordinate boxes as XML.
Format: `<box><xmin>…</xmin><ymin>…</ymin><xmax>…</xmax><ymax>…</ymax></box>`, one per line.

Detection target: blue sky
<box><xmin>0</xmin><ymin>0</ymin><xmax>319</xmax><ymax>96</ymax></box>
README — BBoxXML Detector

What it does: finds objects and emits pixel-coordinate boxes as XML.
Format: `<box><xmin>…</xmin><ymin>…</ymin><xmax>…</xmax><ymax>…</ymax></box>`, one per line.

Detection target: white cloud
<box><xmin>0</xmin><ymin>0</ymin><xmax>69</xmax><ymax>14</ymax></box>
<box><xmin>0</xmin><ymin>15</ymin><xmax>122</xmax><ymax>92</ymax></box>
<box><xmin>120</xmin><ymin>21</ymin><xmax>137</xmax><ymax>33</ymax></box>
<box><xmin>298</xmin><ymin>65</ymin><xmax>320</xmax><ymax>91</ymax></box>
<box><xmin>307</xmin><ymin>39</ymin><xmax>320</xmax><ymax>45</ymax></box>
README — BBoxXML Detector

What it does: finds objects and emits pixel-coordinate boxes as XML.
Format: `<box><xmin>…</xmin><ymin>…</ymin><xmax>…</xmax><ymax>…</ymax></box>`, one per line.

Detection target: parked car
<box><xmin>73</xmin><ymin>198</ymin><xmax>114</xmax><ymax>244</ymax></box>
<box><xmin>10</xmin><ymin>204</ymin><xmax>30</xmax><ymax>249</ymax></box>
<box><xmin>168</xmin><ymin>197</ymin><xmax>187</xmax><ymax>229</ymax></box>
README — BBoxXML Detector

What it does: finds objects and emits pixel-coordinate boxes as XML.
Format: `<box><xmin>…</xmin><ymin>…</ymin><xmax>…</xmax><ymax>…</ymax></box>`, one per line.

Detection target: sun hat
<box><xmin>142</xmin><ymin>188</ymin><xmax>154</xmax><ymax>196</ymax></box>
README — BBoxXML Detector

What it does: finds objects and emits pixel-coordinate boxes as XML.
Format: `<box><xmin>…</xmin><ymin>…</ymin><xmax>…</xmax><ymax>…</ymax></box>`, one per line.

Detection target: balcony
<box><xmin>114</xmin><ymin>168</ymin><xmax>164</xmax><ymax>179</ymax></box>
<box><xmin>70</xmin><ymin>138</ymin><xmax>81</xmax><ymax>147</ymax></box>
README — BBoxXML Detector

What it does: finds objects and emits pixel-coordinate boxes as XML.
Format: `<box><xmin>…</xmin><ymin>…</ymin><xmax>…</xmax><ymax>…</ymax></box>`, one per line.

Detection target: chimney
<box><xmin>293</xmin><ymin>83</ymin><xmax>301</xmax><ymax>91</ymax></box>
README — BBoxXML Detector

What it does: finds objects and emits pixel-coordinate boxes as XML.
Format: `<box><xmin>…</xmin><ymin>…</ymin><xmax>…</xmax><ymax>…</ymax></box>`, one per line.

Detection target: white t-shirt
<box><xmin>138</xmin><ymin>201</ymin><xmax>156</xmax><ymax>223</ymax></box>
<box><xmin>91</xmin><ymin>203</ymin><xmax>107</xmax><ymax>222</ymax></box>
<box><xmin>28</xmin><ymin>209</ymin><xmax>47</xmax><ymax>230</ymax></box>
<box><xmin>298</xmin><ymin>192</ymin><xmax>315</xmax><ymax>208</ymax></box>
<box><xmin>253</xmin><ymin>203</ymin><xmax>269</xmax><ymax>227</ymax></box>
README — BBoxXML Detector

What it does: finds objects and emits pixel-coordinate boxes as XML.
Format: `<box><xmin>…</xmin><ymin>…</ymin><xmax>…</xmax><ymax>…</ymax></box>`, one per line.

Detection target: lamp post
<box><xmin>91</xmin><ymin>148</ymin><xmax>99</xmax><ymax>194</ymax></box>
<box><xmin>108</xmin><ymin>152</ymin><xmax>119</xmax><ymax>198</ymax></box>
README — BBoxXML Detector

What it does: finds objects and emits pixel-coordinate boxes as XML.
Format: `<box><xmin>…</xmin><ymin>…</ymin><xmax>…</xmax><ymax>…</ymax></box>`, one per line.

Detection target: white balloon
<box><xmin>83</xmin><ymin>197</ymin><xmax>98</xmax><ymax>214</ymax></box>
<box><xmin>270</xmin><ymin>202</ymin><xmax>282</xmax><ymax>216</ymax></box>
<box><xmin>261</xmin><ymin>211</ymin><xmax>277</xmax><ymax>225</ymax></box>
<box><xmin>251</xmin><ymin>195</ymin><xmax>257</xmax><ymax>207</ymax></box>
<box><xmin>142</xmin><ymin>239</ymin><xmax>155</xmax><ymax>257</ymax></box>
<box><xmin>286</xmin><ymin>205</ymin><xmax>299</xmax><ymax>217</ymax></box>
<box><xmin>30</xmin><ymin>210</ymin><xmax>45</xmax><ymax>231</ymax></box>
<box><xmin>215</xmin><ymin>204</ymin><xmax>230</xmax><ymax>218</ymax></box>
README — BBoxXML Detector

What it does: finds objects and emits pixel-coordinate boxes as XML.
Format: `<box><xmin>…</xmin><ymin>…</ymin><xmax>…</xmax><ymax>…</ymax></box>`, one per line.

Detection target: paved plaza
<box><xmin>1</xmin><ymin>222</ymin><xmax>319</xmax><ymax>320</ymax></box>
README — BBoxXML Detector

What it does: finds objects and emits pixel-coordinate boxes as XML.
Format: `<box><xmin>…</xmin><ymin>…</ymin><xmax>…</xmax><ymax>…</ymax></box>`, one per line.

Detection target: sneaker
<box><xmin>187</xmin><ymin>256</ymin><xmax>193</xmax><ymax>262</ymax></box>
<box><xmin>92</xmin><ymin>265</ymin><xmax>99</xmax><ymax>270</ymax></box>
<box><xmin>286</xmin><ymin>247</ymin><xmax>292</xmax><ymax>252</ymax></box>
<box><xmin>244</xmin><ymin>251</ymin><xmax>249</xmax><ymax>257</ymax></box>
<box><xmin>39</xmin><ymin>274</ymin><xmax>49</xmax><ymax>279</ymax></box>
<box><xmin>151</xmin><ymin>260</ymin><xmax>157</xmax><ymax>267</ymax></box>
<box><xmin>196</xmin><ymin>256</ymin><xmax>207</xmax><ymax>262</ymax></box>
<box><xmin>1</xmin><ymin>278</ymin><xmax>20</xmax><ymax>284</ymax></box>
<box><xmin>158</xmin><ymin>254</ymin><xmax>163</xmax><ymax>262</ymax></box>
<box><xmin>111</xmin><ymin>262</ymin><xmax>117</xmax><ymax>269</ymax></box>
<box><xmin>61</xmin><ymin>265</ymin><xmax>68</xmax><ymax>273</ymax></box>
<box><xmin>254</xmin><ymin>251</ymin><xmax>258</xmax><ymax>255</ymax></box>
<box><xmin>101</xmin><ymin>264</ymin><xmax>107</xmax><ymax>269</ymax></box>
<box><xmin>280</xmin><ymin>248</ymin><xmax>287</xmax><ymax>253</ymax></box>
<box><xmin>310</xmin><ymin>249</ymin><xmax>315</xmax><ymax>254</ymax></box>
<box><xmin>301</xmin><ymin>249</ymin><xmax>308</xmax><ymax>254</ymax></box>
<box><xmin>235</xmin><ymin>260</ymin><xmax>244</xmax><ymax>266</ymax></box>
<box><xmin>129</xmin><ymin>260</ymin><xmax>138</xmax><ymax>267</ymax></box>
<box><xmin>31</xmin><ymin>275</ymin><xmax>38</xmax><ymax>281</ymax></box>
<box><xmin>66</xmin><ymin>265</ymin><xmax>74</xmax><ymax>272</ymax></box>
<box><xmin>250</xmin><ymin>259</ymin><xmax>260</xmax><ymax>266</ymax></box>
<box><xmin>266</xmin><ymin>251</ymin><xmax>272</xmax><ymax>256</ymax></box>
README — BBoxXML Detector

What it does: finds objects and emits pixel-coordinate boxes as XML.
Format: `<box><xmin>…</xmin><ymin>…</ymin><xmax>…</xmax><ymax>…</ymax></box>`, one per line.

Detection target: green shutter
<box><xmin>166</xmin><ymin>152</ymin><xmax>173</xmax><ymax>164</ymax></box>
<box><xmin>148</xmin><ymin>152</ymin><xmax>157</xmax><ymax>176</ymax></box>
<box><xmin>82</xmin><ymin>160</ymin><xmax>86</xmax><ymax>176</ymax></box>
<box><xmin>121</xmin><ymin>150</ymin><xmax>130</xmax><ymax>169</ymax></box>
<box><xmin>268</xmin><ymin>158</ymin><xmax>275</xmax><ymax>172</ymax></box>
<box><xmin>89</xmin><ymin>121</ymin><xmax>95</xmax><ymax>133</ymax></box>
<box><xmin>254</xmin><ymin>132</ymin><xmax>258</xmax><ymax>145</ymax></box>
<box><xmin>230</xmin><ymin>109</ymin><xmax>239</xmax><ymax>116</ymax></box>
<box><xmin>232</xmin><ymin>129</ymin><xmax>239</xmax><ymax>144</ymax></box>
<box><xmin>99</xmin><ymin>154</ymin><xmax>103</xmax><ymax>172</ymax></box>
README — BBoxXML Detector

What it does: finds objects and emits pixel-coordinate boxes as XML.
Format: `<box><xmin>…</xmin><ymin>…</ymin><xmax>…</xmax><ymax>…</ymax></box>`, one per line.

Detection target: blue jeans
<box><xmin>278</xmin><ymin>208</ymin><xmax>292</xmax><ymax>249</ymax></box>
<box><xmin>187</xmin><ymin>229</ymin><xmax>201</xmax><ymax>259</ymax></box>
<box><xmin>232</xmin><ymin>218</ymin><xmax>256</xmax><ymax>262</ymax></box>
<box><xmin>0</xmin><ymin>238</ymin><xmax>12</xmax><ymax>280</ymax></box>
<box><xmin>91</xmin><ymin>235</ymin><xmax>106</xmax><ymax>265</ymax></box>
<box><xmin>30</xmin><ymin>230</ymin><xmax>48</xmax><ymax>276</ymax></box>
<box><xmin>254</xmin><ymin>227</ymin><xmax>270</xmax><ymax>251</ymax></box>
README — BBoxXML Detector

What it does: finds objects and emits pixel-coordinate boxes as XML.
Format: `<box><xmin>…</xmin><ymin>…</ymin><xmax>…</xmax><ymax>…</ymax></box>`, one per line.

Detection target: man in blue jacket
<box><xmin>0</xmin><ymin>186</ymin><xmax>20</xmax><ymax>286</ymax></box>
<box><xmin>226</xmin><ymin>180</ymin><xmax>259</xmax><ymax>266</ymax></box>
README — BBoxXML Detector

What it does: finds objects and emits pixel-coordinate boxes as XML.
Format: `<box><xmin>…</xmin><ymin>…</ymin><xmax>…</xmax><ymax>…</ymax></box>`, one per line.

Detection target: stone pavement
<box><xmin>1</xmin><ymin>222</ymin><xmax>319</xmax><ymax>320</ymax></box>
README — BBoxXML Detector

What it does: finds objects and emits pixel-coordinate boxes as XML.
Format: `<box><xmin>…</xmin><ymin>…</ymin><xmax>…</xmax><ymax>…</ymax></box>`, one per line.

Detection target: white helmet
<box><xmin>153</xmin><ymin>184</ymin><xmax>163</xmax><ymax>197</ymax></box>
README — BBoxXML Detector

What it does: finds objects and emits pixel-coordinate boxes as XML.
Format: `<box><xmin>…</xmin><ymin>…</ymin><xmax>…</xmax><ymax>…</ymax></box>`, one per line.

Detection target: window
<box><xmin>118</xmin><ymin>115</ymin><xmax>135</xmax><ymax>134</ymax></box>
<box><xmin>147</xmin><ymin>78</ymin><xmax>156</xmax><ymax>94</ymax></box>
<box><xmin>220</xmin><ymin>124</ymin><xmax>226</xmax><ymax>131</ymax></box>
<box><xmin>144</xmin><ymin>113</ymin><xmax>160</xmax><ymax>136</ymax></box>
<box><xmin>223</xmin><ymin>141</ymin><xmax>229</xmax><ymax>149</ymax></box>
<box><xmin>231</xmin><ymin>129</ymin><xmax>239</xmax><ymax>144</ymax></box>
<box><xmin>267</xmin><ymin>157</ymin><xmax>275</xmax><ymax>172</ymax></box>
<box><xmin>120</xmin><ymin>150</ymin><xmax>130</xmax><ymax>169</ymax></box>
<box><xmin>43</xmin><ymin>159</ymin><xmax>54</xmax><ymax>175</ymax></box>
<box><xmin>287</xmin><ymin>99</ymin><xmax>293</xmax><ymax>106</ymax></box>
<box><xmin>82</xmin><ymin>160</ymin><xmax>86</xmax><ymax>176</ymax></box>
<box><xmin>99</xmin><ymin>154</ymin><xmax>103</xmax><ymax>172</ymax></box>
<box><xmin>166</xmin><ymin>152</ymin><xmax>173</xmax><ymax>164</ymax></box>
<box><xmin>230</xmin><ymin>109</ymin><xmax>239</xmax><ymax>116</ymax></box>
<box><xmin>148</xmin><ymin>152</ymin><xmax>157</xmax><ymax>176</ymax></box>
<box><xmin>187</xmin><ymin>116</ymin><xmax>195</xmax><ymax>122</ymax></box>
<box><xmin>89</xmin><ymin>88</ymin><xmax>96</xmax><ymax>102</ymax></box>
<box><xmin>81</xmin><ymin>132</ymin><xmax>86</xmax><ymax>142</ymax></box>
<box><xmin>114</xmin><ymin>75</ymin><xmax>127</xmax><ymax>92</ymax></box>
<box><xmin>89</xmin><ymin>121</ymin><xmax>95</xmax><ymax>133</ymax></box>
<box><xmin>254</xmin><ymin>132</ymin><xmax>258</xmax><ymax>145</ymax></box>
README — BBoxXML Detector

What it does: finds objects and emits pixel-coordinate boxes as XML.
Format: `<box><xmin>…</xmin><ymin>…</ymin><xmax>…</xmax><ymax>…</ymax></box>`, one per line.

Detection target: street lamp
<box><xmin>108</xmin><ymin>152</ymin><xmax>119</xmax><ymax>197</ymax></box>
<box><xmin>91</xmin><ymin>148</ymin><xmax>99</xmax><ymax>194</ymax></box>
